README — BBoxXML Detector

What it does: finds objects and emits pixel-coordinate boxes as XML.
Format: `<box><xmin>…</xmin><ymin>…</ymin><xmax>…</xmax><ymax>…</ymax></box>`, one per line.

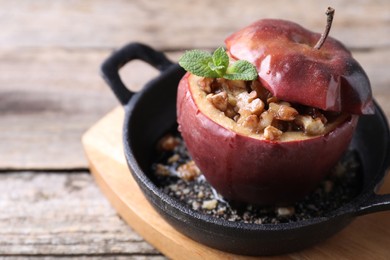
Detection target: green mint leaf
<box><xmin>208</xmin><ymin>62</ymin><xmax>225</xmax><ymax>77</ymax></box>
<box><xmin>208</xmin><ymin>62</ymin><xmax>225</xmax><ymax>71</ymax></box>
<box><xmin>212</xmin><ymin>47</ymin><xmax>229</xmax><ymax>74</ymax></box>
<box><xmin>179</xmin><ymin>50</ymin><xmax>219</xmax><ymax>78</ymax></box>
<box><xmin>224</xmin><ymin>60</ymin><xmax>258</xmax><ymax>81</ymax></box>
<box><xmin>179</xmin><ymin>48</ymin><xmax>258</xmax><ymax>80</ymax></box>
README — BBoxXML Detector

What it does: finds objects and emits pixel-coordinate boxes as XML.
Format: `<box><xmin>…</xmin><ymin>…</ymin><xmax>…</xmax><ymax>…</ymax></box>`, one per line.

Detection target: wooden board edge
<box><xmin>81</xmin><ymin>108</ymin><xmax>262</xmax><ymax>260</ymax></box>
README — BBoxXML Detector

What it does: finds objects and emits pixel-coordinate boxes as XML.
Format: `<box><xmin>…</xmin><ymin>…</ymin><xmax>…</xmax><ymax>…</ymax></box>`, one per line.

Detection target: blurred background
<box><xmin>0</xmin><ymin>0</ymin><xmax>389</xmax><ymax>257</ymax></box>
<box><xmin>1</xmin><ymin>0</ymin><xmax>389</xmax><ymax>169</ymax></box>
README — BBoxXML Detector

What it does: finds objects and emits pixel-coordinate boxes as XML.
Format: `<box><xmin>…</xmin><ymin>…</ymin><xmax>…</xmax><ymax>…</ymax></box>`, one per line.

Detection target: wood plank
<box><xmin>0</xmin><ymin>171</ymin><xmax>165</xmax><ymax>258</ymax></box>
<box><xmin>82</xmin><ymin>107</ymin><xmax>390</xmax><ymax>259</ymax></box>
<box><xmin>0</xmin><ymin>48</ymin><xmax>116</xmax><ymax>169</ymax></box>
<box><xmin>1</xmin><ymin>0</ymin><xmax>389</xmax><ymax>50</ymax></box>
<box><xmin>0</xmin><ymin>48</ymin><xmax>174</xmax><ymax>170</ymax></box>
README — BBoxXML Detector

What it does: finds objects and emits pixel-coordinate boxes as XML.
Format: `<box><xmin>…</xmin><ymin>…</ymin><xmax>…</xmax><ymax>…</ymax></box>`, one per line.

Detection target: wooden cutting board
<box><xmin>82</xmin><ymin>107</ymin><xmax>390</xmax><ymax>260</ymax></box>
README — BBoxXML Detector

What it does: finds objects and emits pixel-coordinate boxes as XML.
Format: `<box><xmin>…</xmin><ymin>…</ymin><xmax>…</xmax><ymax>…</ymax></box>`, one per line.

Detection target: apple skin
<box><xmin>177</xmin><ymin>73</ymin><xmax>359</xmax><ymax>205</ymax></box>
<box><xmin>225</xmin><ymin>19</ymin><xmax>374</xmax><ymax>115</ymax></box>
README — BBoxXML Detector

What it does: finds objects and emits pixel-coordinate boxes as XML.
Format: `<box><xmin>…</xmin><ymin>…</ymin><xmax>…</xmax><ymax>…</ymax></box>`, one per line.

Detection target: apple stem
<box><xmin>314</xmin><ymin>7</ymin><xmax>335</xmax><ymax>50</ymax></box>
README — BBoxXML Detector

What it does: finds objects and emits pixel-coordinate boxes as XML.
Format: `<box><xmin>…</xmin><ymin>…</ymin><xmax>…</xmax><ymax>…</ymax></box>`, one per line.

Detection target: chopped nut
<box><xmin>240</xmin><ymin>114</ymin><xmax>259</xmax><ymax>131</ymax></box>
<box><xmin>267</xmin><ymin>96</ymin><xmax>279</xmax><ymax>104</ymax></box>
<box><xmin>207</xmin><ymin>91</ymin><xmax>228</xmax><ymax>111</ymax></box>
<box><xmin>192</xmin><ymin>201</ymin><xmax>200</xmax><ymax>210</ymax></box>
<box><xmin>259</xmin><ymin>111</ymin><xmax>274</xmax><ymax>130</ymax></box>
<box><xmin>216</xmin><ymin>206</ymin><xmax>227</xmax><ymax>216</ymax></box>
<box><xmin>268</xmin><ymin>102</ymin><xmax>298</xmax><ymax>121</ymax></box>
<box><xmin>295</xmin><ymin>115</ymin><xmax>325</xmax><ymax>135</ymax></box>
<box><xmin>168</xmin><ymin>184</ymin><xmax>178</xmax><ymax>192</ymax></box>
<box><xmin>246</xmin><ymin>98</ymin><xmax>265</xmax><ymax>116</ymax></box>
<box><xmin>306</xmin><ymin>107</ymin><xmax>328</xmax><ymax>124</ymax></box>
<box><xmin>276</xmin><ymin>207</ymin><xmax>295</xmax><ymax>217</ymax></box>
<box><xmin>215</xmin><ymin>78</ymin><xmax>230</xmax><ymax>92</ymax></box>
<box><xmin>228</xmin><ymin>216</ymin><xmax>239</xmax><ymax>222</ymax></box>
<box><xmin>197</xmin><ymin>191</ymin><xmax>205</xmax><ymax>199</ymax></box>
<box><xmin>158</xmin><ymin>135</ymin><xmax>180</xmax><ymax>151</ymax></box>
<box><xmin>226</xmin><ymin>79</ymin><xmax>247</xmax><ymax>90</ymax></box>
<box><xmin>254</xmin><ymin>219</ymin><xmax>263</xmax><ymax>224</ymax></box>
<box><xmin>236</xmin><ymin>92</ymin><xmax>265</xmax><ymax>116</ymax></box>
<box><xmin>177</xmin><ymin>160</ymin><xmax>201</xmax><ymax>181</ymax></box>
<box><xmin>155</xmin><ymin>164</ymin><xmax>170</xmax><ymax>176</ymax></box>
<box><xmin>202</xmin><ymin>199</ymin><xmax>218</xmax><ymax>210</ymax></box>
<box><xmin>224</xmin><ymin>107</ymin><xmax>237</xmax><ymax>119</ymax></box>
<box><xmin>227</xmin><ymin>94</ymin><xmax>237</xmax><ymax>106</ymax></box>
<box><xmin>263</xmin><ymin>125</ymin><xmax>283</xmax><ymax>141</ymax></box>
<box><xmin>247</xmin><ymin>90</ymin><xmax>258</xmax><ymax>102</ymax></box>
<box><xmin>197</xmin><ymin>77</ymin><xmax>214</xmax><ymax>93</ymax></box>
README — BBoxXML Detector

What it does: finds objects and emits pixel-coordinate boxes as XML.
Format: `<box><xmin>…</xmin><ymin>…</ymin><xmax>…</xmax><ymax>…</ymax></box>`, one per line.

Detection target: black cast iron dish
<box><xmin>101</xmin><ymin>42</ymin><xmax>390</xmax><ymax>256</ymax></box>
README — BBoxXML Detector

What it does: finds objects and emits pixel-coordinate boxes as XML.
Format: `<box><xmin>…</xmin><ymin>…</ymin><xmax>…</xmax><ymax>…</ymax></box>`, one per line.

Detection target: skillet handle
<box><xmin>356</xmin><ymin>193</ymin><xmax>390</xmax><ymax>216</ymax></box>
<box><xmin>101</xmin><ymin>42</ymin><xmax>174</xmax><ymax>105</ymax></box>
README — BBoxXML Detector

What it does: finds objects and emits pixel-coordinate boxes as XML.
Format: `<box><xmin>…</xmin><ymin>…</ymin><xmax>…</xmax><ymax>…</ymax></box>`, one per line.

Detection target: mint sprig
<box><xmin>224</xmin><ymin>60</ymin><xmax>258</xmax><ymax>81</ymax></box>
<box><xmin>179</xmin><ymin>47</ymin><xmax>258</xmax><ymax>81</ymax></box>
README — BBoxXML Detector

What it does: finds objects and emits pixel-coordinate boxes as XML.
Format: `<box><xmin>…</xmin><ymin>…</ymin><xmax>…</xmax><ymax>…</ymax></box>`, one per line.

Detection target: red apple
<box><xmin>176</xmin><ymin>18</ymin><xmax>372</xmax><ymax>205</ymax></box>
<box><xmin>177</xmin><ymin>73</ymin><xmax>358</xmax><ymax>205</ymax></box>
<box><xmin>226</xmin><ymin>19</ymin><xmax>374</xmax><ymax>115</ymax></box>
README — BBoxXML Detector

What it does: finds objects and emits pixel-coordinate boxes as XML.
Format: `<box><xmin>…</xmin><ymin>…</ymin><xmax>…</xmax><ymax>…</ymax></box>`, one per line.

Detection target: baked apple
<box><xmin>177</xmin><ymin>9</ymin><xmax>373</xmax><ymax>205</ymax></box>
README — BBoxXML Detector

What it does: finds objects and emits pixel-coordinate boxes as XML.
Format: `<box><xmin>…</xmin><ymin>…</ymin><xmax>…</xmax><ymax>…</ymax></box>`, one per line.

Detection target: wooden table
<box><xmin>1</xmin><ymin>1</ymin><xmax>389</xmax><ymax>258</ymax></box>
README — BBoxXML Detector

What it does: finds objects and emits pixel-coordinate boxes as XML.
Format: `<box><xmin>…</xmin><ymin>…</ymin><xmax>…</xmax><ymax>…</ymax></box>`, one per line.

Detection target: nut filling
<box><xmin>198</xmin><ymin>77</ymin><xmax>342</xmax><ymax>140</ymax></box>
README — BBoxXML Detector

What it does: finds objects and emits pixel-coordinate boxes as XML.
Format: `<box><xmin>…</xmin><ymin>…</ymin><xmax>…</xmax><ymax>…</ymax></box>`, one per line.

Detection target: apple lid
<box><xmin>225</xmin><ymin>19</ymin><xmax>374</xmax><ymax>114</ymax></box>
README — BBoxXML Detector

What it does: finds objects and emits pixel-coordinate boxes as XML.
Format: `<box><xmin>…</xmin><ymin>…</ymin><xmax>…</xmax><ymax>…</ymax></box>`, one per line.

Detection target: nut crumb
<box><xmin>155</xmin><ymin>164</ymin><xmax>170</xmax><ymax>176</ymax></box>
<box><xmin>269</xmin><ymin>102</ymin><xmax>298</xmax><ymax>121</ymax></box>
<box><xmin>276</xmin><ymin>207</ymin><xmax>295</xmax><ymax>217</ymax></box>
<box><xmin>207</xmin><ymin>91</ymin><xmax>228</xmax><ymax>111</ymax></box>
<box><xmin>192</xmin><ymin>201</ymin><xmax>200</xmax><ymax>210</ymax></box>
<box><xmin>263</xmin><ymin>125</ymin><xmax>283</xmax><ymax>140</ymax></box>
<box><xmin>295</xmin><ymin>115</ymin><xmax>325</xmax><ymax>135</ymax></box>
<box><xmin>177</xmin><ymin>161</ymin><xmax>201</xmax><ymax>181</ymax></box>
<box><xmin>202</xmin><ymin>199</ymin><xmax>218</xmax><ymax>210</ymax></box>
<box><xmin>158</xmin><ymin>135</ymin><xmax>180</xmax><ymax>151</ymax></box>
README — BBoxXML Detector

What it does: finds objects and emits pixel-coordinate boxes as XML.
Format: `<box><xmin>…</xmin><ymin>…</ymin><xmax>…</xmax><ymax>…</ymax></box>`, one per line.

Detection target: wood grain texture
<box><xmin>83</xmin><ymin>107</ymin><xmax>390</xmax><ymax>260</ymax></box>
<box><xmin>0</xmin><ymin>48</ymin><xmax>116</xmax><ymax>169</ymax></box>
<box><xmin>1</xmin><ymin>0</ymin><xmax>389</xmax><ymax>170</ymax></box>
<box><xmin>0</xmin><ymin>171</ymin><xmax>164</xmax><ymax>258</ymax></box>
<box><xmin>1</xmin><ymin>0</ymin><xmax>389</xmax><ymax>50</ymax></box>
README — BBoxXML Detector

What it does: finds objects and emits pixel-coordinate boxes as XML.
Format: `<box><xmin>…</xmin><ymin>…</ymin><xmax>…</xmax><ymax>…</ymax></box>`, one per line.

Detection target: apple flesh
<box><xmin>177</xmin><ymin>73</ymin><xmax>358</xmax><ymax>205</ymax></box>
<box><xmin>225</xmin><ymin>19</ymin><xmax>374</xmax><ymax>115</ymax></box>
